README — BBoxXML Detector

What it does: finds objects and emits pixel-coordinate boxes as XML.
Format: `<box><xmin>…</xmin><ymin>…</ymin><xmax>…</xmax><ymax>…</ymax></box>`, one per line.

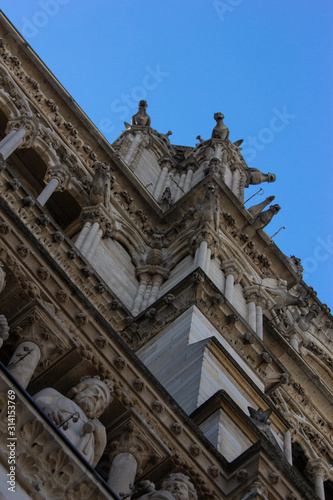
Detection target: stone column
<box><xmin>148</xmin><ymin>274</ymin><xmax>164</xmax><ymax>306</ymax></box>
<box><xmin>124</xmin><ymin>133</ymin><xmax>142</xmax><ymax>165</ymax></box>
<box><xmin>183</xmin><ymin>168</ymin><xmax>194</xmax><ymax>192</ymax></box>
<box><xmin>81</xmin><ymin>222</ymin><xmax>100</xmax><ymax>256</ymax></box>
<box><xmin>132</xmin><ymin>273</ymin><xmax>149</xmax><ymax>316</ymax></box>
<box><xmin>37</xmin><ymin>177</ymin><xmax>59</xmax><ymax>206</ymax></box>
<box><xmin>37</xmin><ymin>165</ymin><xmax>70</xmax><ymax>206</ymax></box>
<box><xmin>7</xmin><ymin>341</ymin><xmax>41</xmax><ymax>389</ymax></box>
<box><xmin>154</xmin><ymin>164</ymin><xmax>169</xmax><ymax>200</ymax></box>
<box><xmin>87</xmin><ymin>227</ymin><xmax>103</xmax><ymax>259</ymax></box>
<box><xmin>256</xmin><ymin>304</ymin><xmax>263</xmax><ymax>340</ymax></box>
<box><xmin>284</xmin><ymin>430</ymin><xmax>292</xmax><ymax>464</ymax></box>
<box><xmin>75</xmin><ymin>221</ymin><xmax>92</xmax><ymax>250</ymax></box>
<box><xmin>107</xmin><ymin>452</ymin><xmax>138</xmax><ymax>498</ymax></box>
<box><xmin>221</xmin><ymin>259</ymin><xmax>243</xmax><ymax>305</ymax></box>
<box><xmin>204</xmin><ymin>246</ymin><xmax>212</xmax><ymax>274</ymax></box>
<box><xmin>305</xmin><ymin>458</ymin><xmax>328</xmax><ymax>500</ymax></box>
<box><xmin>195</xmin><ymin>240</ymin><xmax>208</xmax><ymax>270</ymax></box>
<box><xmin>225</xmin><ymin>273</ymin><xmax>235</xmax><ymax>302</ymax></box>
<box><xmin>141</xmin><ymin>282</ymin><xmax>153</xmax><ymax>310</ymax></box>
<box><xmin>246</xmin><ymin>299</ymin><xmax>257</xmax><ymax>331</ymax></box>
<box><xmin>0</xmin><ymin>129</ymin><xmax>26</xmax><ymax>160</ymax></box>
<box><xmin>244</xmin><ymin>286</ymin><xmax>270</xmax><ymax>337</ymax></box>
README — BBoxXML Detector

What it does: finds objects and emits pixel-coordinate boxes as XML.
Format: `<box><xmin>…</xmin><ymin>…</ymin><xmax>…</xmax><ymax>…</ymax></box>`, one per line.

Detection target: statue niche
<box><xmin>32</xmin><ymin>376</ymin><xmax>114</xmax><ymax>467</ymax></box>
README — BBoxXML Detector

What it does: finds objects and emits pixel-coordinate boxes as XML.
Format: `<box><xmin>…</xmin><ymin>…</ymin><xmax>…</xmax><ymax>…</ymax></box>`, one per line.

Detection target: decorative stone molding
<box><xmin>107</xmin><ymin>409</ymin><xmax>172</xmax><ymax>476</ymax></box>
<box><xmin>5</xmin><ymin>115</ymin><xmax>39</xmax><ymax>149</ymax></box>
<box><xmin>221</xmin><ymin>258</ymin><xmax>244</xmax><ymax>284</ymax></box>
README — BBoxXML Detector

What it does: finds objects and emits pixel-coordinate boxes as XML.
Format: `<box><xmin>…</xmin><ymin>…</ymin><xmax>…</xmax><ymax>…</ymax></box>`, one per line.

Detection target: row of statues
<box><xmin>31</xmin><ymin>376</ymin><xmax>197</xmax><ymax>499</ymax></box>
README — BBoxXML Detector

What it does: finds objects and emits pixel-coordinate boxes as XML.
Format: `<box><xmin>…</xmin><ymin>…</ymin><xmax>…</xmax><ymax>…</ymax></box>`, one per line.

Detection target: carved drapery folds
<box><xmin>33</xmin><ymin>376</ymin><xmax>114</xmax><ymax>467</ymax></box>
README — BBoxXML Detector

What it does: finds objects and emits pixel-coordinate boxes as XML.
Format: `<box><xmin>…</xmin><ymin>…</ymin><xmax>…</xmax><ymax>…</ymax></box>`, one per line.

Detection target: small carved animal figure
<box><xmin>248</xmin><ymin>195</ymin><xmax>275</xmax><ymax>217</ymax></box>
<box><xmin>253</xmin><ymin>204</ymin><xmax>280</xmax><ymax>231</ymax></box>
<box><xmin>131</xmin><ymin>100</ymin><xmax>151</xmax><ymax>127</ymax></box>
<box><xmin>245</xmin><ymin>167</ymin><xmax>276</xmax><ymax>186</ymax></box>
<box><xmin>211</xmin><ymin>112</ymin><xmax>229</xmax><ymax>141</ymax></box>
<box><xmin>89</xmin><ymin>162</ymin><xmax>111</xmax><ymax>207</ymax></box>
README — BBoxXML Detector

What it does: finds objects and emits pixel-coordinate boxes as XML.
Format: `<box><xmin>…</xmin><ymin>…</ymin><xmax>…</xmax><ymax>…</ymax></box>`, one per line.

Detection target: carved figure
<box><xmin>248</xmin><ymin>195</ymin><xmax>275</xmax><ymax>217</ymax></box>
<box><xmin>211</xmin><ymin>112</ymin><xmax>229</xmax><ymax>141</ymax></box>
<box><xmin>89</xmin><ymin>162</ymin><xmax>111</xmax><ymax>207</ymax></box>
<box><xmin>33</xmin><ymin>376</ymin><xmax>113</xmax><ymax>466</ymax></box>
<box><xmin>160</xmin><ymin>187</ymin><xmax>173</xmax><ymax>209</ymax></box>
<box><xmin>199</xmin><ymin>182</ymin><xmax>219</xmax><ymax>232</ymax></box>
<box><xmin>0</xmin><ymin>314</ymin><xmax>9</xmax><ymax>348</ymax></box>
<box><xmin>271</xmin><ymin>291</ymin><xmax>308</xmax><ymax>310</ymax></box>
<box><xmin>137</xmin><ymin>473</ymin><xmax>198</xmax><ymax>500</ymax></box>
<box><xmin>252</xmin><ymin>204</ymin><xmax>280</xmax><ymax>231</ymax></box>
<box><xmin>132</xmin><ymin>100</ymin><xmax>151</xmax><ymax>127</ymax></box>
<box><xmin>245</xmin><ymin>167</ymin><xmax>276</xmax><ymax>187</ymax></box>
<box><xmin>297</xmin><ymin>302</ymin><xmax>321</xmax><ymax>332</ymax></box>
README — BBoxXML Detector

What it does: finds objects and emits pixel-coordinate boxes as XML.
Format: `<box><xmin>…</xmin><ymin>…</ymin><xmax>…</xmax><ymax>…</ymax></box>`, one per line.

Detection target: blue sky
<box><xmin>1</xmin><ymin>1</ymin><xmax>333</xmax><ymax>306</ymax></box>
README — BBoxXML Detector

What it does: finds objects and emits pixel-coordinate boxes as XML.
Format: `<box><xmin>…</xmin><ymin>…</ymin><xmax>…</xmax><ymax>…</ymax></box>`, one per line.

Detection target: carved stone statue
<box><xmin>248</xmin><ymin>195</ymin><xmax>275</xmax><ymax>217</ymax></box>
<box><xmin>160</xmin><ymin>187</ymin><xmax>173</xmax><ymax>209</ymax></box>
<box><xmin>199</xmin><ymin>182</ymin><xmax>219</xmax><ymax>232</ymax></box>
<box><xmin>297</xmin><ymin>302</ymin><xmax>321</xmax><ymax>332</ymax></box>
<box><xmin>270</xmin><ymin>290</ymin><xmax>308</xmax><ymax>310</ymax></box>
<box><xmin>0</xmin><ymin>314</ymin><xmax>9</xmax><ymax>348</ymax></box>
<box><xmin>137</xmin><ymin>473</ymin><xmax>198</xmax><ymax>500</ymax></box>
<box><xmin>211</xmin><ymin>112</ymin><xmax>229</xmax><ymax>141</ymax></box>
<box><xmin>132</xmin><ymin>100</ymin><xmax>151</xmax><ymax>127</ymax></box>
<box><xmin>252</xmin><ymin>204</ymin><xmax>280</xmax><ymax>231</ymax></box>
<box><xmin>89</xmin><ymin>162</ymin><xmax>111</xmax><ymax>208</ymax></box>
<box><xmin>245</xmin><ymin>167</ymin><xmax>276</xmax><ymax>187</ymax></box>
<box><xmin>33</xmin><ymin>376</ymin><xmax>114</xmax><ymax>466</ymax></box>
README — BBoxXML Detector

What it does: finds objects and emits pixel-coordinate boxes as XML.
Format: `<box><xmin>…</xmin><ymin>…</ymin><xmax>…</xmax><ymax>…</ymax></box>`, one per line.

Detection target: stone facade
<box><xmin>0</xmin><ymin>11</ymin><xmax>332</xmax><ymax>500</ymax></box>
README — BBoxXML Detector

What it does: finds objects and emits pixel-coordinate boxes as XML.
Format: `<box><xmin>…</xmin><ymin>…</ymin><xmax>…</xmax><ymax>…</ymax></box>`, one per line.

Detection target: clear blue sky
<box><xmin>1</xmin><ymin>1</ymin><xmax>333</xmax><ymax>307</ymax></box>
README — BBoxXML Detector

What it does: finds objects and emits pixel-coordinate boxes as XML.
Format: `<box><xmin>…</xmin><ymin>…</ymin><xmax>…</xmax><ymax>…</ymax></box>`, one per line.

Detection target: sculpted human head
<box><xmin>67</xmin><ymin>376</ymin><xmax>114</xmax><ymax>419</ymax></box>
<box><xmin>161</xmin><ymin>473</ymin><xmax>197</xmax><ymax>500</ymax></box>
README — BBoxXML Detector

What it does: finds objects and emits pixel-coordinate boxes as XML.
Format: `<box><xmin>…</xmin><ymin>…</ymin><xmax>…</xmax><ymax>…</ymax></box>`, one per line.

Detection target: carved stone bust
<box><xmin>33</xmin><ymin>376</ymin><xmax>114</xmax><ymax>466</ymax></box>
<box><xmin>137</xmin><ymin>473</ymin><xmax>198</xmax><ymax>500</ymax></box>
